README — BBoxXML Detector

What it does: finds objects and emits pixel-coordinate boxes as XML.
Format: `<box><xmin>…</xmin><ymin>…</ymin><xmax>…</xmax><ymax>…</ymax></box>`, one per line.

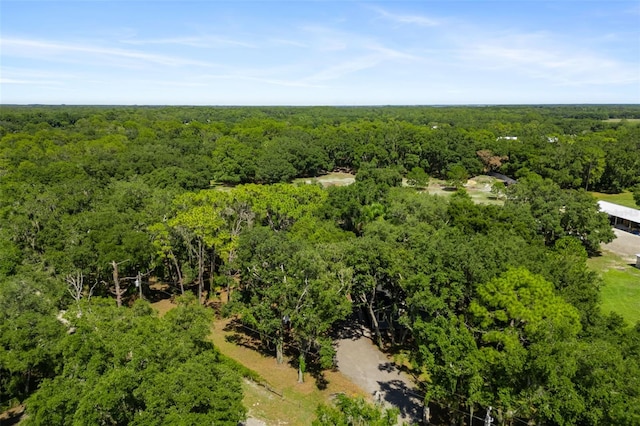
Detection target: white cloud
<box><xmin>0</xmin><ymin>78</ymin><xmax>59</xmax><ymax>85</ymax></box>
<box><xmin>199</xmin><ymin>73</ymin><xmax>326</xmax><ymax>88</ymax></box>
<box><xmin>303</xmin><ymin>55</ymin><xmax>382</xmax><ymax>83</ymax></box>
<box><xmin>0</xmin><ymin>37</ymin><xmax>220</xmax><ymax>68</ymax></box>
<box><xmin>120</xmin><ymin>35</ymin><xmax>255</xmax><ymax>48</ymax></box>
<box><xmin>464</xmin><ymin>32</ymin><xmax>640</xmax><ymax>86</ymax></box>
<box><xmin>370</xmin><ymin>6</ymin><xmax>440</xmax><ymax>27</ymax></box>
<box><xmin>268</xmin><ymin>38</ymin><xmax>308</xmax><ymax>48</ymax></box>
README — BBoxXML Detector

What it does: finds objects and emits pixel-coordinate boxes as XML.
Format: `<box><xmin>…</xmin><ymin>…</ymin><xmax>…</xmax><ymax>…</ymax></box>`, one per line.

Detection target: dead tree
<box><xmin>65</xmin><ymin>270</ymin><xmax>98</xmax><ymax>312</ymax></box>
<box><xmin>65</xmin><ymin>271</ymin><xmax>84</xmax><ymax>304</ymax></box>
<box><xmin>109</xmin><ymin>260</ymin><xmax>130</xmax><ymax>308</ymax></box>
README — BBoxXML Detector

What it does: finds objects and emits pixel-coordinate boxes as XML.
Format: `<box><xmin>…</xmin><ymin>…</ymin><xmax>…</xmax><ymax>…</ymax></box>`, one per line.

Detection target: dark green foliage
<box><xmin>1</xmin><ymin>105</ymin><xmax>639</xmax><ymax>425</ymax></box>
<box><xmin>235</xmin><ymin>226</ymin><xmax>351</xmax><ymax>381</ymax></box>
<box><xmin>505</xmin><ymin>173</ymin><xmax>614</xmax><ymax>253</ymax></box>
<box><xmin>0</xmin><ymin>271</ymin><xmax>66</xmax><ymax>407</ymax></box>
<box><xmin>446</xmin><ymin>164</ymin><xmax>468</xmax><ymax>188</ymax></box>
<box><xmin>313</xmin><ymin>394</ymin><xmax>399</xmax><ymax>426</ymax></box>
<box><xmin>406</xmin><ymin>166</ymin><xmax>429</xmax><ymax>188</ymax></box>
<box><xmin>24</xmin><ymin>298</ymin><xmax>246</xmax><ymax>425</ymax></box>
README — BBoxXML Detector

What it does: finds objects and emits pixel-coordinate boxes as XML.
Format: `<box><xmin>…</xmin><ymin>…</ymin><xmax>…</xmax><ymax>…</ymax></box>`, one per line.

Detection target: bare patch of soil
<box><xmin>0</xmin><ymin>404</ymin><xmax>25</xmax><ymax>425</ymax></box>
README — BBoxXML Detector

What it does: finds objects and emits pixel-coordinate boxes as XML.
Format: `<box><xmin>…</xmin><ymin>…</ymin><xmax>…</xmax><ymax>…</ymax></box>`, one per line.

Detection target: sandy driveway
<box><xmin>602</xmin><ymin>228</ymin><xmax>640</xmax><ymax>263</ymax></box>
<box><xmin>334</xmin><ymin>322</ymin><xmax>424</xmax><ymax>423</ymax></box>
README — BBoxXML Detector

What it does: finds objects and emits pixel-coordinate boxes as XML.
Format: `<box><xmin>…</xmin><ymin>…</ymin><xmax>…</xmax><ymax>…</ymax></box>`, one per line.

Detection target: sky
<box><xmin>1</xmin><ymin>0</ymin><xmax>639</xmax><ymax>105</ymax></box>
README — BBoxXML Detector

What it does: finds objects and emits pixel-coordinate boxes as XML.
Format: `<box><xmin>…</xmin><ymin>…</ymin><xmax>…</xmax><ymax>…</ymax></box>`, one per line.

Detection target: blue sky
<box><xmin>1</xmin><ymin>1</ymin><xmax>639</xmax><ymax>105</ymax></box>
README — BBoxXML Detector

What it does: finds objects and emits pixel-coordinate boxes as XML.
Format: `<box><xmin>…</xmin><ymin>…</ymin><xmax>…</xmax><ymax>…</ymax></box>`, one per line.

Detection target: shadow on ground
<box><xmin>377</xmin><ymin>379</ymin><xmax>423</xmax><ymax>422</ymax></box>
<box><xmin>331</xmin><ymin>316</ymin><xmax>368</xmax><ymax>341</ymax></box>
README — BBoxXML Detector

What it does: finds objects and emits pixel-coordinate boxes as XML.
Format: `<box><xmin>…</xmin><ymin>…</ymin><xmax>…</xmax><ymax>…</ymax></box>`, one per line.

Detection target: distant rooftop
<box><xmin>598</xmin><ymin>201</ymin><xmax>640</xmax><ymax>224</ymax></box>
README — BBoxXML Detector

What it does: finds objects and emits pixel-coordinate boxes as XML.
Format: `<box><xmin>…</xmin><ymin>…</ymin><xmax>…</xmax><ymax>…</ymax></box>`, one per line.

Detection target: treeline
<box><xmin>2</xmin><ymin>105</ymin><xmax>639</xmax><ymax>189</ymax></box>
<box><xmin>1</xmin><ymin>106</ymin><xmax>639</xmax><ymax>425</ymax></box>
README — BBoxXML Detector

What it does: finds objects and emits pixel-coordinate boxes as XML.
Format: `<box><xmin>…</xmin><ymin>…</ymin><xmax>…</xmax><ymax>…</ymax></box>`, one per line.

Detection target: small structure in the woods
<box><xmin>488</xmin><ymin>172</ymin><xmax>517</xmax><ymax>186</ymax></box>
<box><xmin>598</xmin><ymin>201</ymin><xmax>640</xmax><ymax>235</ymax></box>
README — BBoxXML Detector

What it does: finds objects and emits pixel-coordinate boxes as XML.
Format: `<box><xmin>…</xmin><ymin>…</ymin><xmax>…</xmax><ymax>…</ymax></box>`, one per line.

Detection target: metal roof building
<box><xmin>598</xmin><ymin>201</ymin><xmax>640</xmax><ymax>235</ymax></box>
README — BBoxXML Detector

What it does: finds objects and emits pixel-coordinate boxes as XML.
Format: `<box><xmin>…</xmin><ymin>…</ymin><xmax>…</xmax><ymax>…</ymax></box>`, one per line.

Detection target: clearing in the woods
<box><xmin>153</xmin><ymin>298</ymin><xmax>366</xmax><ymax>426</ymax></box>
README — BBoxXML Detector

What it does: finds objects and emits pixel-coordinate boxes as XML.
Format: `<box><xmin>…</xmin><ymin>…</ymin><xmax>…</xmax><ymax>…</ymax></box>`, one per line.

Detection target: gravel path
<box><xmin>334</xmin><ymin>322</ymin><xmax>424</xmax><ymax>424</ymax></box>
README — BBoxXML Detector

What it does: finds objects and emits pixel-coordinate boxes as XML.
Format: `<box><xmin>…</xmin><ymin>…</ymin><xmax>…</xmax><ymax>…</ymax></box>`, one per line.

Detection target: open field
<box><xmin>293</xmin><ymin>172</ymin><xmax>356</xmax><ymax>187</ymax></box>
<box><xmin>589</xmin><ymin>230</ymin><xmax>640</xmax><ymax>325</ymax></box>
<box><xmin>590</xmin><ymin>191</ymin><xmax>638</xmax><ymax>209</ymax></box>
<box><xmin>588</xmin><ymin>252</ymin><xmax>640</xmax><ymax>325</ymax></box>
<box><xmin>296</xmin><ymin>171</ymin><xmax>504</xmax><ymax>205</ymax></box>
<box><xmin>426</xmin><ymin>175</ymin><xmax>504</xmax><ymax>205</ymax></box>
<box><xmin>603</xmin><ymin>118</ymin><xmax>640</xmax><ymax>123</ymax></box>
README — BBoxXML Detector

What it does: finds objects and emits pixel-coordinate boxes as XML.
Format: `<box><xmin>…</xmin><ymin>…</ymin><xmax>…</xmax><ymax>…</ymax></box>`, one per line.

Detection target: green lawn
<box><xmin>588</xmin><ymin>252</ymin><xmax>640</xmax><ymax>326</ymax></box>
<box><xmin>589</xmin><ymin>191</ymin><xmax>638</xmax><ymax>209</ymax></box>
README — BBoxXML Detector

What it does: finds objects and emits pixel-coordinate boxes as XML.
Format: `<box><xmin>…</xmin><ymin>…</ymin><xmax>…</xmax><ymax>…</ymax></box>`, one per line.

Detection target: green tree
<box><xmin>169</xmin><ymin>192</ymin><xmax>227</xmax><ymax>303</ymax></box>
<box><xmin>490</xmin><ymin>180</ymin><xmax>506</xmax><ymax>200</ymax></box>
<box><xmin>469</xmin><ymin>268</ymin><xmax>583</xmax><ymax>423</ymax></box>
<box><xmin>446</xmin><ymin>164</ymin><xmax>468</xmax><ymax>189</ymax></box>
<box><xmin>24</xmin><ymin>297</ymin><xmax>246</xmax><ymax>425</ymax></box>
<box><xmin>236</xmin><ymin>227</ymin><xmax>351</xmax><ymax>382</ymax></box>
<box><xmin>406</xmin><ymin>166</ymin><xmax>429</xmax><ymax>189</ymax></box>
<box><xmin>505</xmin><ymin>173</ymin><xmax>614</xmax><ymax>253</ymax></box>
<box><xmin>313</xmin><ymin>394</ymin><xmax>399</xmax><ymax>426</ymax></box>
<box><xmin>0</xmin><ymin>271</ymin><xmax>65</xmax><ymax>406</ymax></box>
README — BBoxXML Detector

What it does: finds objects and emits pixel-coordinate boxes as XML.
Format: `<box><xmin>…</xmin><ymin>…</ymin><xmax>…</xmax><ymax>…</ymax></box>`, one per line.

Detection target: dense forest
<box><xmin>1</xmin><ymin>105</ymin><xmax>640</xmax><ymax>425</ymax></box>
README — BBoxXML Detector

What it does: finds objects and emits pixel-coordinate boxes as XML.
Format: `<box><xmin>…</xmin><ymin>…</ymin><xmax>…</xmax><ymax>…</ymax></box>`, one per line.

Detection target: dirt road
<box><xmin>602</xmin><ymin>228</ymin><xmax>640</xmax><ymax>263</ymax></box>
<box><xmin>334</xmin><ymin>322</ymin><xmax>424</xmax><ymax>423</ymax></box>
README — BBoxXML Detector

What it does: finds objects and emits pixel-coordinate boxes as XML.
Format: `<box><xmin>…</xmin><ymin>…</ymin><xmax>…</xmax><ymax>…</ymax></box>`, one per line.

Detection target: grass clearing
<box><xmin>152</xmin><ymin>299</ymin><xmax>366</xmax><ymax>425</ymax></box>
<box><xmin>293</xmin><ymin>172</ymin><xmax>356</xmax><ymax>187</ymax></box>
<box><xmin>210</xmin><ymin>317</ymin><xmax>367</xmax><ymax>426</ymax></box>
<box><xmin>603</xmin><ymin>118</ymin><xmax>640</xmax><ymax>123</ymax></box>
<box><xmin>589</xmin><ymin>191</ymin><xmax>638</xmax><ymax>209</ymax></box>
<box><xmin>426</xmin><ymin>176</ymin><xmax>504</xmax><ymax>206</ymax></box>
<box><xmin>588</xmin><ymin>251</ymin><xmax>640</xmax><ymax>326</ymax></box>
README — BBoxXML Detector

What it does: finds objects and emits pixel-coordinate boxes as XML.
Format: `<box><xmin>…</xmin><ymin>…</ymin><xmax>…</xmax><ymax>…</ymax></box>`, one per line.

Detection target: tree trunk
<box><xmin>210</xmin><ymin>250</ymin><xmax>215</xmax><ymax>291</ymax></box>
<box><xmin>365</xmin><ymin>295</ymin><xmax>383</xmax><ymax>348</ymax></box>
<box><xmin>137</xmin><ymin>271</ymin><xmax>143</xmax><ymax>300</ymax></box>
<box><xmin>276</xmin><ymin>338</ymin><xmax>284</xmax><ymax>365</ymax></box>
<box><xmin>112</xmin><ymin>260</ymin><xmax>122</xmax><ymax>308</ymax></box>
<box><xmin>25</xmin><ymin>368</ymin><xmax>31</xmax><ymax>394</ymax></box>
<box><xmin>226</xmin><ymin>250</ymin><xmax>236</xmax><ymax>302</ymax></box>
<box><xmin>197</xmin><ymin>241</ymin><xmax>204</xmax><ymax>304</ymax></box>
<box><xmin>164</xmin><ymin>258</ymin><xmax>175</xmax><ymax>285</ymax></box>
<box><xmin>297</xmin><ymin>352</ymin><xmax>305</xmax><ymax>383</ymax></box>
<box><xmin>388</xmin><ymin>309</ymin><xmax>397</xmax><ymax>345</ymax></box>
<box><xmin>171</xmin><ymin>255</ymin><xmax>184</xmax><ymax>295</ymax></box>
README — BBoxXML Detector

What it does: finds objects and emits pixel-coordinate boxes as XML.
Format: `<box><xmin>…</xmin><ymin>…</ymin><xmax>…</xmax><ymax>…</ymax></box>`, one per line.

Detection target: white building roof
<box><xmin>598</xmin><ymin>201</ymin><xmax>640</xmax><ymax>224</ymax></box>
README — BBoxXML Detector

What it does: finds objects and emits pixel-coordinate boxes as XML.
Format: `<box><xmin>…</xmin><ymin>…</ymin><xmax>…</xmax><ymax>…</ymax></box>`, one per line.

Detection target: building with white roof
<box><xmin>598</xmin><ymin>200</ymin><xmax>640</xmax><ymax>235</ymax></box>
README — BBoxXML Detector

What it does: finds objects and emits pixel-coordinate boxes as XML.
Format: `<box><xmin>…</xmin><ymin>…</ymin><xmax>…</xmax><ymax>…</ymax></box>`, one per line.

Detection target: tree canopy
<box><xmin>1</xmin><ymin>105</ymin><xmax>639</xmax><ymax>425</ymax></box>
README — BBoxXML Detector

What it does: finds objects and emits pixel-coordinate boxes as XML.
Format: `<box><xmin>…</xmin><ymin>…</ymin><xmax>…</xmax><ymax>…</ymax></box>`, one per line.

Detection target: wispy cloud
<box><xmin>303</xmin><ymin>55</ymin><xmax>382</xmax><ymax>83</ymax></box>
<box><xmin>120</xmin><ymin>35</ymin><xmax>255</xmax><ymax>48</ymax></box>
<box><xmin>365</xmin><ymin>44</ymin><xmax>421</xmax><ymax>61</ymax></box>
<box><xmin>0</xmin><ymin>78</ymin><xmax>61</xmax><ymax>85</ymax></box>
<box><xmin>300</xmin><ymin>26</ymin><xmax>350</xmax><ymax>51</ymax></box>
<box><xmin>268</xmin><ymin>38</ymin><xmax>308</xmax><ymax>48</ymax></box>
<box><xmin>201</xmin><ymin>73</ymin><xmax>326</xmax><ymax>88</ymax></box>
<box><xmin>370</xmin><ymin>6</ymin><xmax>440</xmax><ymax>27</ymax></box>
<box><xmin>0</xmin><ymin>37</ymin><xmax>220</xmax><ymax>68</ymax></box>
<box><xmin>465</xmin><ymin>32</ymin><xmax>639</xmax><ymax>86</ymax></box>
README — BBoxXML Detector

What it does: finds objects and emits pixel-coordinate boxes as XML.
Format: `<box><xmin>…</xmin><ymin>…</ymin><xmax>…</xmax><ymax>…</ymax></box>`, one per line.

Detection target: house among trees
<box><xmin>598</xmin><ymin>201</ymin><xmax>640</xmax><ymax>235</ymax></box>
